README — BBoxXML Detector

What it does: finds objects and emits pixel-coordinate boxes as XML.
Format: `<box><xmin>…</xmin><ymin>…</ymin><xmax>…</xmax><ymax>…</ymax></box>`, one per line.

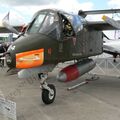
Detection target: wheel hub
<box><xmin>49</xmin><ymin>89</ymin><xmax>54</xmax><ymax>100</ymax></box>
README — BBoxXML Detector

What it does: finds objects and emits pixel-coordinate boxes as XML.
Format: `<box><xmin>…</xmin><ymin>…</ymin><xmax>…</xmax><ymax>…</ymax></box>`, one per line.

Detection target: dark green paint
<box><xmin>6</xmin><ymin>9</ymin><xmax>103</xmax><ymax>69</ymax></box>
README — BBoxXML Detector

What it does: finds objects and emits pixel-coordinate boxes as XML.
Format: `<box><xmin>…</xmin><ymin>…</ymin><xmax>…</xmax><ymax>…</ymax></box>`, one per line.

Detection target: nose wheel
<box><xmin>42</xmin><ymin>84</ymin><xmax>56</xmax><ymax>104</ymax></box>
<box><xmin>38</xmin><ymin>73</ymin><xmax>56</xmax><ymax>104</ymax></box>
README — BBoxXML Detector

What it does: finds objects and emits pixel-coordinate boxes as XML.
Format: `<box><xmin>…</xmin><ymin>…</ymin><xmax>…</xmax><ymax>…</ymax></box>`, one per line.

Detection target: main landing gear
<box><xmin>38</xmin><ymin>73</ymin><xmax>56</xmax><ymax>104</ymax></box>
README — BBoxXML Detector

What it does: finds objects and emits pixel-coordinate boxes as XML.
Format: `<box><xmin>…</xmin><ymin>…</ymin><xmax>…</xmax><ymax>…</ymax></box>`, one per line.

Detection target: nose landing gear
<box><xmin>38</xmin><ymin>73</ymin><xmax>56</xmax><ymax>104</ymax></box>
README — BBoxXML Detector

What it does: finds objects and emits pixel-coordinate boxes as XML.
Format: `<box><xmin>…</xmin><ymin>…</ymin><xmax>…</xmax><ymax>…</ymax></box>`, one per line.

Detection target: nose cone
<box><xmin>6</xmin><ymin>51</ymin><xmax>16</xmax><ymax>69</ymax></box>
<box><xmin>57</xmin><ymin>72</ymin><xmax>67</xmax><ymax>82</ymax></box>
<box><xmin>6</xmin><ymin>53</ymin><xmax>12</xmax><ymax>67</ymax></box>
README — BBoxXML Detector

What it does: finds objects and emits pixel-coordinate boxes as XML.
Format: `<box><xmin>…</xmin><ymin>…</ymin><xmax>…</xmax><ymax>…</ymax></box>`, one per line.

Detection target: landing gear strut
<box><xmin>38</xmin><ymin>73</ymin><xmax>56</xmax><ymax>104</ymax></box>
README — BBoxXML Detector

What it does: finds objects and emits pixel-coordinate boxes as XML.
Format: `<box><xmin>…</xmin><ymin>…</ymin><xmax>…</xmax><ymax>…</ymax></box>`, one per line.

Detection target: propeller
<box><xmin>2</xmin><ymin>12</ymin><xmax>19</xmax><ymax>35</ymax></box>
<box><xmin>2</xmin><ymin>21</ymin><xmax>19</xmax><ymax>35</ymax></box>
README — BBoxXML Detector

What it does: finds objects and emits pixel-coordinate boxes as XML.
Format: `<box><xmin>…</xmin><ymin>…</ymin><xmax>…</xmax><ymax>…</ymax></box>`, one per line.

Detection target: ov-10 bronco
<box><xmin>4</xmin><ymin>8</ymin><xmax>120</xmax><ymax>104</ymax></box>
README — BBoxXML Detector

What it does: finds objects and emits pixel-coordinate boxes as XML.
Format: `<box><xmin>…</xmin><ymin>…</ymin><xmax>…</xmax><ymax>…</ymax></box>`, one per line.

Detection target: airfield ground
<box><xmin>0</xmin><ymin>66</ymin><xmax>120</xmax><ymax>120</ymax></box>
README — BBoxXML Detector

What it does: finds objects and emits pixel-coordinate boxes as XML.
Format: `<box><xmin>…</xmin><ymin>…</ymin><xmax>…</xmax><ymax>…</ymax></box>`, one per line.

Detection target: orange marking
<box><xmin>16</xmin><ymin>48</ymin><xmax>44</xmax><ymax>69</ymax></box>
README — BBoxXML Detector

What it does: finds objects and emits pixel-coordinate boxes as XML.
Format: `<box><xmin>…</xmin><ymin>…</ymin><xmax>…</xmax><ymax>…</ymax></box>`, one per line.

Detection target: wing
<box><xmin>85</xmin><ymin>21</ymin><xmax>120</xmax><ymax>30</ymax></box>
<box><xmin>102</xmin><ymin>15</ymin><xmax>120</xmax><ymax>29</ymax></box>
<box><xmin>103</xmin><ymin>45</ymin><xmax>120</xmax><ymax>55</ymax></box>
<box><xmin>103</xmin><ymin>41</ymin><xmax>120</xmax><ymax>55</ymax></box>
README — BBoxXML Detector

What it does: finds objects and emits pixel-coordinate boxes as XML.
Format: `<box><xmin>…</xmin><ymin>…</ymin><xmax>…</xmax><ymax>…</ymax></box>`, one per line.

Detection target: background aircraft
<box><xmin>103</xmin><ymin>38</ymin><xmax>120</xmax><ymax>62</ymax></box>
<box><xmin>101</xmin><ymin>15</ymin><xmax>120</xmax><ymax>62</ymax></box>
<box><xmin>1</xmin><ymin>8</ymin><xmax>120</xmax><ymax>104</ymax></box>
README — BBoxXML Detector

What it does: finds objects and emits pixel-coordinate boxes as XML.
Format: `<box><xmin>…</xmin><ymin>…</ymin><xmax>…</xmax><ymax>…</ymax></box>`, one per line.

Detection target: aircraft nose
<box><xmin>6</xmin><ymin>52</ymin><xmax>16</xmax><ymax>69</ymax></box>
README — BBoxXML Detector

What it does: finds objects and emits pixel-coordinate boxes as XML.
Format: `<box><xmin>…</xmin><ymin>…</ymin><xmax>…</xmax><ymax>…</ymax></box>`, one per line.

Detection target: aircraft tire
<box><xmin>42</xmin><ymin>84</ymin><xmax>56</xmax><ymax>104</ymax></box>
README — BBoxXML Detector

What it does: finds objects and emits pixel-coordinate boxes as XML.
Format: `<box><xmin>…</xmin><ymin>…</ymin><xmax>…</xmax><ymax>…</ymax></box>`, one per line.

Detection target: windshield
<box><xmin>27</xmin><ymin>11</ymin><xmax>60</xmax><ymax>39</ymax></box>
<box><xmin>39</xmin><ymin>12</ymin><xmax>55</xmax><ymax>33</ymax></box>
<box><xmin>27</xmin><ymin>12</ymin><xmax>47</xmax><ymax>33</ymax></box>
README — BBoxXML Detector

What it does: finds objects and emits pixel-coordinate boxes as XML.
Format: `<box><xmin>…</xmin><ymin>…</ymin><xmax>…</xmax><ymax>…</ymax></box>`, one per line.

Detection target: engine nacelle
<box><xmin>57</xmin><ymin>59</ymin><xmax>96</xmax><ymax>82</ymax></box>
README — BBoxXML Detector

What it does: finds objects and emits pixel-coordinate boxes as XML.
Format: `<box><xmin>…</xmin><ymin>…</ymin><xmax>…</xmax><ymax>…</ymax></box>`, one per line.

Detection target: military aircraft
<box><xmin>103</xmin><ymin>38</ymin><xmax>120</xmax><ymax>62</ymax></box>
<box><xmin>101</xmin><ymin>15</ymin><xmax>120</xmax><ymax>62</ymax></box>
<box><xmin>2</xmin><ymin>8</ymin><xmax>120</xmax><ymax>104</ymax></box>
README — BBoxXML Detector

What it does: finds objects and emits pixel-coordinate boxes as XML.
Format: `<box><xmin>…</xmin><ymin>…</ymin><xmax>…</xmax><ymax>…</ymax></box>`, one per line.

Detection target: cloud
<box><xmin>0</xmin><ymin>0</ymin><xmax>57</xmax><ymax>6</ymax></box>
<box><xmin>108</xmin><ymin>0</ymin><xmax>120</xmax><ymax>8</ymax></box>
<box><xmin>13</xmin><ymin>0</ymin><xmax>93</xmax><ymax>13</ymax></box>
<box><xmin>57</xmin><ymin>0</ymin><xmax>93</xmax><ymax>13</ymax></box>
<box><xmin>0</xmin><ymin>0</ymin><xmax>94</xmax><ymax>26</ymax></box>
<box><xmin>9</xmin><ymin>11</ymin><xmax>26</xmax><ymax>25</ymax></box>
<box><xmin>13</xmin><ymin>0</ymin><xmax>94</xmax><ymax>16</ymax></box>
<box><xmin>11</xmin><ymin>0</ymin><xmax>94</xmax><ymax>24</ymax></box>
<box><xmin>0</xmin><ymin>0</ymin><xmax>94</xmax><ymax>11</ymax></box>
<box><xmin>0</xmin><ymin>10</ymin><xmax>25</xmax><ymax>26</ymax></box>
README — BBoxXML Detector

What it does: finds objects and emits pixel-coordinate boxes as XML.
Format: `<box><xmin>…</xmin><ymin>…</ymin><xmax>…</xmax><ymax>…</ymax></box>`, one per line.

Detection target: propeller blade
<box><xmin>2</xmin><ymin>21</ymin><xmax>19</xmax><ymax>35</ymax></box>
<box><xmin>102</xmin><ymin>15</ymin><xmax>120</xmax><ymax>29</ymax></box>
<box><xmin>2</xmin><ymin>12</ymin><xmax>19</xmax><ymax>35</ymax></box>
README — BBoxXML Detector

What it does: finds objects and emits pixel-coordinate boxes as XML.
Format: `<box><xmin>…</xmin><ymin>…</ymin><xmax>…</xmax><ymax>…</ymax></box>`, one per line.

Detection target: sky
<box><xmin>0</xmin><ymin>0</ymin><xmax>120</xmax><ymax>38</ymax></box>
<box><xmin>0</xmin><ymin>0</ymin><xmax>120</xmax><ymax>24</ymax></box>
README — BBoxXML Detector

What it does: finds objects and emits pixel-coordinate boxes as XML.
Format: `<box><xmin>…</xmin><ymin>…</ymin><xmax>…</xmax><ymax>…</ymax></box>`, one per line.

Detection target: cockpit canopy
<box><xmin>62</xmin><ymin>13</ymin><xmax>83</xmax><ymax>33</ymax></box>
<box><xmin>27</xmin><ymin>9</ymin><xmax>83</xmax><ymax>40</ymax></box>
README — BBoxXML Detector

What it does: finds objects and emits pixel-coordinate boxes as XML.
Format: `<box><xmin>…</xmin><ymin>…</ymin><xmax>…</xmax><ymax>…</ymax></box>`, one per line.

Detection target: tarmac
<box><xmin>0</xmin><ymin>65</ymin><xmax>120</xmax><ymax>120</ymax></box>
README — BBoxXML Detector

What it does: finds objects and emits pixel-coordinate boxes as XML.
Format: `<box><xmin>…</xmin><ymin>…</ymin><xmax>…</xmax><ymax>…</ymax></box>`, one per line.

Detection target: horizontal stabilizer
<box><xmin>78</xmin><ymin>9</ymin><xmax>120</xmax><ymax>17</ymax></box>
